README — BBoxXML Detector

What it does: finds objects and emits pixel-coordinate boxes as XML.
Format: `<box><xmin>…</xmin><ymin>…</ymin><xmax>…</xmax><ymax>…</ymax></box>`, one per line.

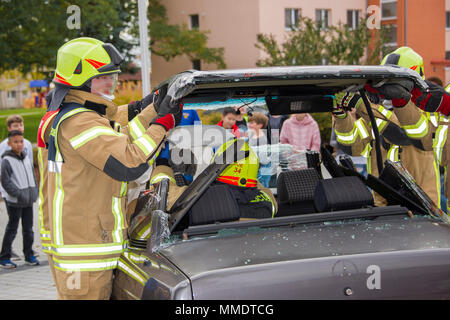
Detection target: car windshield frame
<box><xmin>162</xmin><ymin>65</ymin><xmax>433</xmax><ymax>234</ymax></box>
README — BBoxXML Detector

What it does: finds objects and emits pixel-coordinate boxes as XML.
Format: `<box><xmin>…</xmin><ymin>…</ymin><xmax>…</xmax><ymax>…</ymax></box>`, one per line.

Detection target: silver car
<box><xmin>112</xmin><ymin>66</ymin><xmax>450</xmax><ymax>300</ymax></box>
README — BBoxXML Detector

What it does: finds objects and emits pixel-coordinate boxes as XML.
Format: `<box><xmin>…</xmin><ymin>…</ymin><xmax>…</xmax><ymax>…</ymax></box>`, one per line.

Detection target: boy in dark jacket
<box><xmin>0</xmin><ymin>131</ymin><xmax>39</xmax><ymax>268</ymax></box>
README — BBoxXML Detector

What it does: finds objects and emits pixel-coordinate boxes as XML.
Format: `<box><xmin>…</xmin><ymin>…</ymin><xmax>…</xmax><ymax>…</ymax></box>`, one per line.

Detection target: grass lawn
<box><xmin>0</xmin><ymin>108</ymin><xmax>46</xmax><ymax>144</ymax></box>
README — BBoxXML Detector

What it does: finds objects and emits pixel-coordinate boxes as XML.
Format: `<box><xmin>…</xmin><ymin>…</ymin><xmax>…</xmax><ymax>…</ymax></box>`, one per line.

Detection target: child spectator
<box><xmin>280</xmin><ymin>113</ymin><xmax>321</xmax><ymax>151</ymax></box>
<box><xmin>217</xmin><ymin>107</ymin><xmax>240</xmax><ymax>138</ymax></box>
<box><xmin>267</xmin><ymin>114</ymin><xmax>289</xmax><ymax>144</ymax></box>
<box><xmin>179</xmin><ymin>109</ymin><xmax>202</xmax><ymax>126</ymax></box>
<box><xmin>0</xmin><ymin>115</ymin><xmax>34</xmax><ymax>261</ymax></box>
<box><xmin>0</xmin><ymin>131</ymin><xmax>39</xmax><ymax>268</ymax></box>
<box><xmin>234</xmin><ymin>106</ymin><xmax>249</xmax><ymax>137</ymax></box>
<box><xmin>248</xmin><ymin>112</ymin><xmax>274</xmax><ymax>188</ymax></box>
<box><xmin>248</xmin><ymin>112</ymin><xmax>268</xmax><ymax>147</ymax></box>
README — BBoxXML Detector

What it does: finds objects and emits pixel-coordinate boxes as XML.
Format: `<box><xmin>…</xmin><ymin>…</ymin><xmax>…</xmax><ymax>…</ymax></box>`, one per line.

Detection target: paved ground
<box><xmin>0</xmin><ymin>201</ymin><xmax>57</xmax><ymax>300</ymax></box>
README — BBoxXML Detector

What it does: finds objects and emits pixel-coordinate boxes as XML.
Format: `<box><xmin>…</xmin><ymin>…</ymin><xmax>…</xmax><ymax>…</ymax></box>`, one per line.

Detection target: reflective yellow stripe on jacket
<box><xmin>433</xmin><ymin>116</ymin><xmax>449</xmax><ymax>165</ymax></box>
<box><xmin>402</xmin><ymin>112</ymin><xmax>429</xmax><ymax>139</ymax></box>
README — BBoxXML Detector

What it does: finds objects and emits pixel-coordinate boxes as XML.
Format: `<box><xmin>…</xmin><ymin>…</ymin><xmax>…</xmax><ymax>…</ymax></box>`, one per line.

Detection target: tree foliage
<box><xmin>0</xmin><ymin>0</ymin><xmax>225</xmax><ymax>78</ymax></box>
<box><xmin>255</xmin><ymin>16</ymin><xmax>390</xmax><ymax>67</ymax></box>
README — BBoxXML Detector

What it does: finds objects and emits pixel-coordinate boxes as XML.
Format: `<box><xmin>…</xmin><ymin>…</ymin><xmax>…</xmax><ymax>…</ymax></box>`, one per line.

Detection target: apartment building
<box><xmin>150</xmin><ymin>0</ymin><xmax>449</xmax><ymax>87</ymax></box>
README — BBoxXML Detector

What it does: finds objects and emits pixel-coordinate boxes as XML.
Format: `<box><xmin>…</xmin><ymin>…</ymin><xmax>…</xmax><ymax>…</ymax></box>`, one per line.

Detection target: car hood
<box><xmin>159</xmin><ymin>215</ymin><xmax>450</xmax><ymax>278</ymax></box>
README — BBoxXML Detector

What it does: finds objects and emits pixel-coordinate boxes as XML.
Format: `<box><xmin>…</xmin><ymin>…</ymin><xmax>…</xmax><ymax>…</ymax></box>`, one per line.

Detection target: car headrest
<box><xmin>277</xmin><ymin>168</ymin><xmax>321</xmax><ymax>204</ymax></box>
<box><xmin>314</xmin><ymin>176</ymin><xmax>374</xmax><ymax>212</ymax></box>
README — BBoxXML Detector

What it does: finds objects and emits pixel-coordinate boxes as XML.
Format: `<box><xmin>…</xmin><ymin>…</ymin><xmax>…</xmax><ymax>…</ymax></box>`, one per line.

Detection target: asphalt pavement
<box><xmin>0</xmin><ymin>201</ymin><xmax>57</xmax><ymax>300</ymax></box>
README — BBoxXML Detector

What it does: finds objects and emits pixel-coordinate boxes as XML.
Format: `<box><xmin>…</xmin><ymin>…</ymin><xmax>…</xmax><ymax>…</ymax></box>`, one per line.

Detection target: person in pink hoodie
<box><xmin>280</xmin><ymin>113</ymin><xmax>321</xmax><ymax>151</ymax></box>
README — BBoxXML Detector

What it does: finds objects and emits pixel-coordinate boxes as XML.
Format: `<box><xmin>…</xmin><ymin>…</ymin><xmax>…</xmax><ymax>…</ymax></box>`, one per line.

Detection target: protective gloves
<box><xmin>364</xmin><ymin>79</ymin><xmax>414</xmax><ymax>107</ymax></box>
<box><xmin>150</xmin><ymin>82</ymin><xmax>183</xmax><ymax>131</ymax></box>
<box><xmin>332</xmin><ymin>91</ymin><xmax>363</xmax><ymax>118</ymax></box>
<box><xmin>127</xmin><ymin>92</ymin><xmax>154</xmax><ymax>121</ymax></box>
<box><xmin>410</xmin><ymin>80</ymin><xmax>450</xmax><ymax>115</ymax></box>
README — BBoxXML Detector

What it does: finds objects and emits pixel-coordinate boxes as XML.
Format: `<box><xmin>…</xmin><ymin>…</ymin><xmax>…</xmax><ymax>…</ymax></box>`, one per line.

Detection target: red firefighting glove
<box><xmin>410</xmin><ymin>80</ymin><xmax>450</xmax><ymax>116</ymax></box>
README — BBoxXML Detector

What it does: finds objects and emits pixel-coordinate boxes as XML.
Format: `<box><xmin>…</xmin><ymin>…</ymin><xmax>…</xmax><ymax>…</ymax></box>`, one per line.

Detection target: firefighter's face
<box><xmin>91</xmin><ymin>73</ymin><xmax>118</xmax><ymax>97</ymax></box>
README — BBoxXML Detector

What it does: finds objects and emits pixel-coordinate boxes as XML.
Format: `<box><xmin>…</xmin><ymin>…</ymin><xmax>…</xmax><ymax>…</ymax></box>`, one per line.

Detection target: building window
<box><xmin>446</xmin><ymin>51</ymin><xmax>450</xmax><ymax>60</ymax></box>
<box><xmin>446</xmin><ymin>11</ymin><xmax>450</xmax><ymax>29</ymax></box>
<box><xmin>381</xmin><ymin>0</ymin><xmax>397</xmax><ymax>20</ymax></box>
<box><xmin>192</xmin><ymin>60</ymin><xmax>201</xmax><ymax>70</ymax></box>
<box><xmin>190</xmin><ymin>14</ymin><xmax>199</xmax><ymax>30</ymax></box>
<box><xmin>347</xmin><ymin>10</ymin><xmax>360</xmax><ymax>29</ymax></box>
<box><xmin>285</xmin><ymin>8</ymin><xmax>300</xmax><ymax>30</ymax></box>
<box><xmin>316</xmin><ymin>9</ymin><xmax>330</xmax><ymax>29</ymax></box>
<box><xmin>382</xmin><ymin>24</ymin><xmax>398</xmax><ymax>56</ymax></box>
<box><xmin>7</xmin><ymin>91</ymin><xmax>16</xmax><ymax>100</ymax></box>
<box><xmin>385</xmin><ymin>24</ymin><xmax>398</xmax><ymax>44</ymax></box>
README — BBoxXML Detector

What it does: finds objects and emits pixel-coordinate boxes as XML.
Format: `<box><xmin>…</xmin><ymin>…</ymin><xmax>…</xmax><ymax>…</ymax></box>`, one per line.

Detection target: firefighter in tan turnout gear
<box><xmin>333</xmin><ymin>48</ymin><xmax>440</xmax><ymax>207</ymax></box>
<box><xmin>40</xmin><ymin>37</ymin><xmax>185</xmax><ymax>299</ymax></box>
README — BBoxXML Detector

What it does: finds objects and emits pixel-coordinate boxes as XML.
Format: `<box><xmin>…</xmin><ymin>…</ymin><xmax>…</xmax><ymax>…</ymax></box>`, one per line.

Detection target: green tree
<box><xmin>0</xmin><ymin>0</ymin><xmax>225</xmax><ymax>78</ymax></box>
<box><xmin>255</xmin><ymin>16</ymin><xmax>390</xmax><ymax>67</ymax></box>
<box><xmin>255</xmin><ymin>16</ymin><xmax>390</xmax><ymax>143</ymax></box>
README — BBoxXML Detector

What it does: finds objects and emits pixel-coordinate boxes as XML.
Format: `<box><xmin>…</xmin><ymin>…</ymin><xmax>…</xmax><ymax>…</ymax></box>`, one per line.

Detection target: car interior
<box><xmin>160</xmin><ymin>91</ymin><xmax>441</xmax><ymax>236</ymax></box>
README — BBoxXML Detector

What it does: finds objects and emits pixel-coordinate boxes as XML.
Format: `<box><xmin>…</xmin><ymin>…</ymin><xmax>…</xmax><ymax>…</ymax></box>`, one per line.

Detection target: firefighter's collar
<box><xmin>64</xmin><ymin>89</ymin><xmax>118</xmax><ymax>119</ymax></box>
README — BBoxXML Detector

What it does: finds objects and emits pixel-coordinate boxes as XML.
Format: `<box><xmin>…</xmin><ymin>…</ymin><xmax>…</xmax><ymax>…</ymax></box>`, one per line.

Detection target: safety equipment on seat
<box><xmin>212</xmin><ymin>139</ymin><xmax>259</xmax><ymax>188</ymax></box>
<box><xmin>314</xmin><ymin>176</ymin><xmax>374</xmax><ymax>212</ymax></box>
<box><xmin>189</xmin><ymin>184</ymin><xmax>240</xmax><ymax>225</ymax></box>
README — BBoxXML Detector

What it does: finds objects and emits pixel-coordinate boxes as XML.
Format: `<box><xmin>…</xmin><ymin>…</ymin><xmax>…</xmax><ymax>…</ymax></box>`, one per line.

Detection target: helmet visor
<box><xmin>90</xmin><ymin>73</ymin><xmax>119</xmax><ymax>97</ymax></box>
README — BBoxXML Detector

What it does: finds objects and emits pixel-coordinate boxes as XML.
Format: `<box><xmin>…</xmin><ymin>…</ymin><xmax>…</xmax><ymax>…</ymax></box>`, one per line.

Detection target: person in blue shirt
<box><xmin>179</xmin><ymin>109</ymin><xmax>201</xmax><ymax>126</ymax></box>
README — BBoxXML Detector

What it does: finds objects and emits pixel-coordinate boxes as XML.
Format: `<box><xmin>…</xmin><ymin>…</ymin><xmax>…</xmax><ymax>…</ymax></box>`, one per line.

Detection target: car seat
<box><xmin>276</xmin><ymin>168</ymin><xmax>322</xmax><ymax>216</ymax></box>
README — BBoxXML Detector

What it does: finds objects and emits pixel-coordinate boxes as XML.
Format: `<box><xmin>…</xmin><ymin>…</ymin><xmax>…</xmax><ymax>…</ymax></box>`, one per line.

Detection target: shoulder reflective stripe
<box><xmin>129</xmin><ymin>116</ymin><xmax>146</xmax><ymax>140</ymax></box>
<box><xmin>150</xmin><ymin>173</ymin><xmax>176</xmax><ymax>184</ymax></box>
<box><xmin>54</xmin><ymin>108</ymin><xmax>92</xmax><ymax>156</ymax></box>
<box><xmin>112</xmin><ymin>197</ymin><xmax>125</xmax><ymax>244</ymax></box>
<box><xmin>403</xmin><ymin>114</ymin><xmax>428</xmax><ymax>138</ymax></box>
<box><xmin>52</xmin><ymin>243</ymin><xmax>124</xmax><ymax>256</ymax></box>
<box><xmin>70</xmin><ymin>126</ymin><xmax>121</xmax><ymax>150</ymax></box>
<box><xmin>133</xmin><ymin>134</ymin><xmax>156</xmax><ymax>156</ymax></box>
<box><xmin>52</xmin><ymin>257</ymin><xmax>119</xmax><ymax>272</ymax></box>
<box><xmin>378</xmin><ymin>106</ymin><xmax>392</xmax><ymax>119</ymax></box>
